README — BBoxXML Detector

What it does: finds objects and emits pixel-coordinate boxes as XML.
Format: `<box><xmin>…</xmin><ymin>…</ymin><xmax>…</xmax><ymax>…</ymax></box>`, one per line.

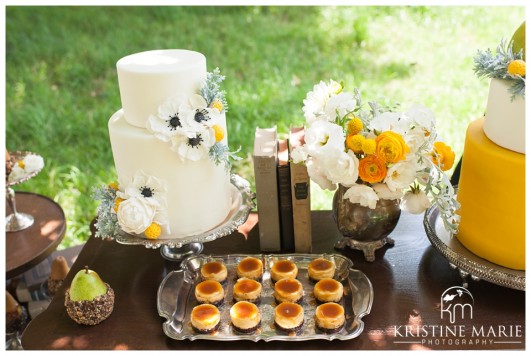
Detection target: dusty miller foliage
<box><xmin>201</xmin><ymin>68</ymin><xmax>229</xmax><ymax>111</ymax></box>
<box><xmin>473</xmin><ymin>39</ymin><xmax>525</xmax><ymax>99</ymax></box>
<box><xmin>209</xmin><ymin>142</ymin><xmax>241</xmax><ymax>173</ymax></box>
<box><xmin>92</xmin><ymin>186</ymin><xmax>120</xmax><ymax>239</ymax></box>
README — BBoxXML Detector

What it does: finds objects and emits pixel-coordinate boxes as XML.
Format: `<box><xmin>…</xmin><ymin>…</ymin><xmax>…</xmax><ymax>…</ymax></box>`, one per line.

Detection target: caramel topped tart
<box><xmin>237</xmin><ymin>257</ymin><xmax>263</xmax><ymax>280</ymax></box>
<box><xmin>230</xmin><ymin>301</ymin><xmax>261</xmax><ymax>333</ymax></box>
<box><xmin>274</xmin><ymin>278</ymin><xmax>303</xmax><ymax>304</ymax></box>
<box><xmin>274</xmin><ymin>301</ymin><xmax>304</xmax><ymax>332</ymax></box>
<box><xmin>270</xmin><ymin>259</ymin><xmax>298</xmax><ymax>282</ymax></box>
<box><xmin>315</xmin><ymin>302</ymin><xmax>345</xmax><ymax>333</ymax></box>
<box><xmin>200</xmin><ymin>261</ymin><xmax>228</xmax><ymax>283</ymax></box>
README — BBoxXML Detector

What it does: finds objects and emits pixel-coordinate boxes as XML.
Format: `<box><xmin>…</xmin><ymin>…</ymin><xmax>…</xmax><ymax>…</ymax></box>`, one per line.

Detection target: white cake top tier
<box><xmin>483</xmin><ymin>78</ymin><xmax>525</xmax><ymax>154</ymax></box>
<box><xmin>117</xmin><ymin>49</ymin><xmax>207</xmax><ymax>128</ymax></box>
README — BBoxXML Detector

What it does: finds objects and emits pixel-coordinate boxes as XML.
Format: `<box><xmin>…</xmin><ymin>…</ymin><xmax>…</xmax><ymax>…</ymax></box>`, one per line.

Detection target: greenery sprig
<box><xmin>209</xmin><ymin>142</ymin><xmax>242</xmax><ymax>173</ymax></box>
<box><xmin>92</xmin><ymin>185</ymin><xmax>121</xmax><ymax>240</ymax></box>
<box><xmin>201</xmin><ymin>67</ymin><xmax>229</xmax><ymax>111</ymax></box>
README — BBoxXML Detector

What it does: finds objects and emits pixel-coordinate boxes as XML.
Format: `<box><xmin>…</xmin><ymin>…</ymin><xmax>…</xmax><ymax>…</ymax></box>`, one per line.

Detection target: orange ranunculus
<box><xmin>358</xmin><ymin>155</ymin><xmax>388</xmax><ymax>183</ymax></box>
<box><xmin>430</xmin><ymin>141</ymin><xmax>455</xmax><ymax>171</ymax></box>
<box><xmin>375</xmin><ymin>131</ymin><xmax>410</xmax><ymax>163</ymax></box>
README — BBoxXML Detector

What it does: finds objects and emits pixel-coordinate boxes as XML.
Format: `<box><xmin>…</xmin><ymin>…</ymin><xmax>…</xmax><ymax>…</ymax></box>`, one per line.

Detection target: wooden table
<box><xmin>6</xmin><ymin>192</ymin><xmax>66</xmax><ymax>279</ymax></box>
<box><xmin>21</xmin><ymin>211</ymin><xmax>525</xmax><ymax>350</ymax></box>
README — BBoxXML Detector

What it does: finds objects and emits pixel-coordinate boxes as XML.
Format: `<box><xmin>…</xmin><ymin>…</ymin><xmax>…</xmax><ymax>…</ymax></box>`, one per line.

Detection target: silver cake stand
<box><xmin>6</xmin><ymin>151</ymin><xmax>44</xmax><ymax>232</ymax></box>
<box><xmin>114</xmin><ymin>174</ymin><xmax>255</xmax><ymax>262</ymax></box>
<box><xmin>423</xmin><ymin>204</ymin><xmax>525</xmax><ymax>291</ymax></box>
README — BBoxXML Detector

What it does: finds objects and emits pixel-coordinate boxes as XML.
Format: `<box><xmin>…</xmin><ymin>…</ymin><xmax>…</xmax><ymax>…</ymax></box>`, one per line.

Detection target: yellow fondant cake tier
<box><xmin>456</xmin><ymin>118</ymin><xmax>525</xmax><ymax>270</ymax></box>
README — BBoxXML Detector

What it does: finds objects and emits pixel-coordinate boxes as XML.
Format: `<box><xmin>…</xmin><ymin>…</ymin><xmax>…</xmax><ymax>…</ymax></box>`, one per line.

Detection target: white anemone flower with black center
<box><xmin>146</xmin><ymin>94</ymin><xmax>189</xmax><ymax>142</ymax></box>
<box><xmin>170</xmin><ymin>125</ymin><xmax>216</xmax><ymax>162</ymax></box>
<box><xmin>117</xmin><ymin>170</ymin><xmax>167</xmax><ymax>207</ymax></box>
<box><xmin>180</xmin><ymin>94</ymin><xmax>221</xmax><ymax>129</ymax></box>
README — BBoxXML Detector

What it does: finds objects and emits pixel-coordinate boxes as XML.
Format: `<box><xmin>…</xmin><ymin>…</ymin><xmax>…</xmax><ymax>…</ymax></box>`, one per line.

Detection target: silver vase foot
<box><xmin>5</xmin><ymin>212</ymin><xmax>34</xmax><ymax>232</ymax></box>
<box><xmin>335</xmin><ymin>236</ymin><xmax>395</xmax><ymax>262</ymax></box>
<box><xmin>160</xmin><ymin>242</ymin><xmax>204</xmax><ymax>262</ymax></box>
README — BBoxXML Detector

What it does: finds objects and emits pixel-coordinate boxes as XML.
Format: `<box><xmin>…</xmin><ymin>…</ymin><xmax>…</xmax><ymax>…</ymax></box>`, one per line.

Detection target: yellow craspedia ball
<box><xmin>212</xmin><ymin>100</ymin><xmax>224</xmax><ymax>112</ymax></box>
<box><xmin>347</xmin><ymin>117</ymin><xmax>363</xmax><ymax>135</ymax></box>
<box><xmin>108</xmin><ymin>182</ymin><xmax>119</xmax><ymax>191</ymax></box>
<box><xmin>113</xmin><ymin>197</ymin><xmax>125</xmax><ymax>213</ymax></box>
<box><xmin>362</xmin><ymin>138</ymin><xmax>376</xmax><ymax>155</ymax></box>
<box><xmin>346</xmin><ymin>134</ymin><xmax>365</xmax><ymax>153</ymax></box>
<box><xmin>212</xmin><ymin>125</ymin><xmax>225</xmax><ymax>142</ymax></box>
<box><xmin>507</xmin><ymin>59</ymin><xmax>526</xmax><ymax>77</ymax></box>
<box><xmin>144</xmin><ymin>223</ymin><xmax>162</xmax><ymax>240</ymax></box>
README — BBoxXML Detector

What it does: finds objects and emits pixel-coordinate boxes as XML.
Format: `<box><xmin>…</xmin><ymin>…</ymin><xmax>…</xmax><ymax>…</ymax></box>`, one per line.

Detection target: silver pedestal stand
<box><xmin>5</xmin><ymin>151</ymin><xmax>44</xmax><ymax>232</ymax></box>
<box><xmin>114</xmin><ymin>174</ymin><xmax>255</xmax><ymax>262</ymax></box>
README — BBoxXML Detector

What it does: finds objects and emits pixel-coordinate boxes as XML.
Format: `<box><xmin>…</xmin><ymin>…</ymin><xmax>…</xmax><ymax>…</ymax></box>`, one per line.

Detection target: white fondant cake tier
<box><xmin>117</xmin><ymin>49</ymin><xmax>207</xmax><ymax>128</ymax></box>
<box><xmin>109</xmin><ymin>109</ymin><xmax>232</xmax><ymax>238</ymax></box>
<box><xmin>484</xmin><ymin>78</ymin><xmax>525</xmax><ymax>153</ymax></box>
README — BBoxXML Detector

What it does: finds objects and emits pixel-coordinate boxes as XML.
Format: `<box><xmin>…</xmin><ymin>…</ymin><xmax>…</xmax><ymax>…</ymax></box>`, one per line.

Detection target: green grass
<box><xmin>5</xmin><ymin>6</ymin><xmax>523</xmax><ymax>249</ymax></box>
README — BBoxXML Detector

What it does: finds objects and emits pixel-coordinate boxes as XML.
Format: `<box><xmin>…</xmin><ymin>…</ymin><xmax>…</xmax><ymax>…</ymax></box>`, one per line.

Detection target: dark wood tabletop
<box><xmin>5</xmin><ymin>192</ymin><xmax>66</xmax><ymax>280</ymax></box>
<box><xmin>21</xmin><ymin>211</ymin><xmax>525</xmax><ymax>350</ymax></box>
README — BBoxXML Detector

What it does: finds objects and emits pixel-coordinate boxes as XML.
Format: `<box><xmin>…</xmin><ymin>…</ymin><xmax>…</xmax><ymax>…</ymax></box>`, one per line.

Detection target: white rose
<box><xmin>307</xmin><ymin>158</ymin><xmax>336</xmax><ymax>191</ymax></box>
<box><xmin>117</xmin><ymin>197</ymin><xmax>157</xmax><ymax>235</ymax></box>
<box><xmin>304</xmin><ymin>120</ymin><xmax>345</xmax><ymax>160</ymax></box>
<box><xmin>384</xmin><ymin>160</ymin><xmax>418</xmax><ymax>191</ymax></box>
<box><xmin>324</xmin><ymin>92</ymin><xmax>357</xmax><ymax>121</ymax></box>
<box><xmin>23</xmin><ymin>154</ymin><xmax>44</xmax><ymax>173</ymax></box>
<box><xmin>302</xmin><ymin>81</ymin><xmax>333</xmax><ymax>124</ymax></box>
<box><xmin>401</xmin><ymin>189</ymin><xmax>432</xmax><ymax>214</ymax></box>
<box><xmin>343</xmin><ymin>183</ymin><xmax>379</xmax><ymax>209</ymax></box>
<box><xmin>324</xmin><ymin>150</ymin><xmax>359</xmax><ymax>187</ymax></box>
<box><xmin>369</xmin><ymin>111</ymin><xmax>410</xmax><ymax>135</ymax></box>
<box><xmin>373</xmin><ymin>183</ymin><xmax>404</xmax><ymax>200</ymax></box>
<box><xmin>290</xmin><ymin>146</ymin><xmax>308</xmax><ymax>164</ymax></box>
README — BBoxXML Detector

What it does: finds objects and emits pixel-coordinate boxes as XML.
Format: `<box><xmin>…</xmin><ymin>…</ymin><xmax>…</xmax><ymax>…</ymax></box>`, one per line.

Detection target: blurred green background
<box><xmin>5</xmin><ymin>6</ymin><xmax>523</xmax><ymax>249</ymax></box>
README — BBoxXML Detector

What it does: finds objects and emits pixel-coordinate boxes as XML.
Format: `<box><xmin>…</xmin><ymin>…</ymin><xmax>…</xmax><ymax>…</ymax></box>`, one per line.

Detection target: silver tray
<box><xmin>114</xmin><ymin>174</ymin><xmax>255</xmax><ymax>249</ymax></box>
<box><xmin>424</xmin><ymin>204</ymin><xmax>525</xmax><ymax>291</ymax></box>
<box><xmin>157</xmin><ymin>253</ymin><xmax>373</xmax><ymax>342</ymax></box>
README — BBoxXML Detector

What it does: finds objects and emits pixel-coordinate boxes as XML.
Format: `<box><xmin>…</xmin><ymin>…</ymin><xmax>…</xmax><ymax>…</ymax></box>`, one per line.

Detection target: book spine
<box><xmin>253</xmin><ymin>155</ymin><xmax>282</xmax><ymax>252</ymax></box>
<box><xmin>290</xmin><ymin>163</ymin><xmax>312</xmax><ymax>253</ymax></box>
<box><xmin>277</xmin><ymin>161</ymin><xmax>295</xmax><ymax>252</ymax></box>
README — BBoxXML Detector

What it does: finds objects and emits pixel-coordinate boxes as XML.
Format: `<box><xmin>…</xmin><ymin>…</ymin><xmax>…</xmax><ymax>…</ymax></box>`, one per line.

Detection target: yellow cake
<box><xmin>456</xmin><ymin>118</ymin><xmax>525</xmax><ymax>270</ymax></box>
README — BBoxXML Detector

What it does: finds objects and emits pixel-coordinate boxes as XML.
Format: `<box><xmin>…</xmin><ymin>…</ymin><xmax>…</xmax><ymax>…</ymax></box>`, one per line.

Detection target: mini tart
<box><xmin>274</xmin><ymin>278</ymin><xmax>303</xmax><ymax>304</ymax></box>
<box><xmin>230</xmin><ymin>301</ymin><xmax>261</xmax><ymax>333</ymax></box>
<box><xmin>274</xmin><ymin>302</ymin><xmax>304</xmax><ymax>333</ymax></box>
<box><xmin>233</xmin><ymin>278</ymin><xmax>262</xmax><ymax>304</ymax></box>
<box><xmin>307</xmin><ymin>258</ymin><xmax>336</xmax><ymax>282</ymax></box>
<box><xmin>194</xmin><ymin>280</ymin><xmax>224</xmax><ymax>306</ymax></box>
<box><xmin>190</xmin><ymin>304</ymin><xmax>221</xmax><ymax>334</ymax></box>
<box><xmin>236</xmin><ymin>257</ymin><xmax>263</xmax><ymax>281</ymax></box>
<box><xmin>64</xmin><ymin>283</ymin><xmax>115</xmax><ymax>326</ymax></box>
<box><xmin>200</xmin><ymin>261</ymin><xmax>228</xmax><ymax>284</ymax></box>
<box><xmin>315</xmin><ymin>302</ymin><xmax>345</xmax><ymax>333</ymax></box>
<box><xmin>314</xmin><ymin>278</ymin><xmax>343</xmax><ymax>303</ymax></box>
<box><xmin>270</xmin><ymin>259</ymin><xmax>298</xmax><ymax>283</ymax></box>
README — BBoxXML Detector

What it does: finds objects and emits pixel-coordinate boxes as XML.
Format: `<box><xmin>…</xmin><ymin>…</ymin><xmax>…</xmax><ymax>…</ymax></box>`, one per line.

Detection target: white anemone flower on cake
<box><xmin>302</xmin><ymin>80</ymin><xmax>341</xmax><ymax>124</ymax></box>
<box><xmin>118</xmin><ymin>170</ymin><xmax>167</xmax><ymax>205</ymax></box>
<box><xmin>170</xmin><ymin>126</ymin><xmax>216</xmax><ymax>162</ymax></box>
<box><xmin>304</xmin><ymin>120</ymin><xmax>346</xmax><ymax>160</ymax></box>
<box><xmin>146</xmin><ymin>94</ymin><xmax>189</xmax><ymax>142</ymax></box>
<box><xmin>343</xmin><ymin>183</ymin><xmax>379</xmax><ymax>209</ymax></box>
<box><xmin>323</xmin><ymin>149</ymin><xmax>359</xmax><ymax>187</ymax></box>
<box><xmin>180</xmin><ymin>94</ymin><xmax>221</xmax><ymax>129</ymax></box>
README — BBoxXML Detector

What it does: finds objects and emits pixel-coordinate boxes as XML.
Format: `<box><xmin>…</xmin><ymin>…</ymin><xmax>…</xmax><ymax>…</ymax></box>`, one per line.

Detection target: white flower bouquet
<box><xmin>292</xmin><ymin>80</ymin><xmax>460</xmax><ymax>233</ymax></box>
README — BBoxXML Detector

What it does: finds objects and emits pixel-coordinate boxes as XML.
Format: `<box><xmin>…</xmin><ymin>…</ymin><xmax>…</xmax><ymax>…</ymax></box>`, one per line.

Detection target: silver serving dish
<box><xmin>114</xmin><ymin>174</ymin><xmax>255</xmax><ymax>250</ymax></box>
<box><xmin>424</xmin><ymin>205</ymin><xmax>525</xmax><ymax>291</ymax></box>
<box><xmin>157</xmin><ymin>253</ymin><xmax>373</xmax><ymax>342</ymax></box>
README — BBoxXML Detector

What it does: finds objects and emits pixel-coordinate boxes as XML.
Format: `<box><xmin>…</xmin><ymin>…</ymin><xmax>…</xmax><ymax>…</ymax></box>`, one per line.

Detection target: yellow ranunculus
<box><xmin>430</xmin><ymin>141</ymin><xmax>455</xmax><ymax>171</ymax></box>
<box><xmin>359</xmin><ymin>155</ymin><xmax>387</xmax><ymax>183</ymax></box>
<box><xmin>375</xmin><ymin>131</ymin><xmax>410</xmax><ymax>163</ymax></box>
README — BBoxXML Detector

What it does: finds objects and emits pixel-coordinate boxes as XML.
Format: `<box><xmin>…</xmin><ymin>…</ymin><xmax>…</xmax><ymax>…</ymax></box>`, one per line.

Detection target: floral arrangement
<box><xmin>473</xmin><ymin>39</ymin><xmax>525</xmax><ymax>99</ymax></box>
<box><xmin>146</xmin><ymin>68</ymin><xmax>239</xmax><ymax>170</ymax></box>
<box><xmin>93</xmin><ymin>170</ymin><xmax>169</xmax><ymax>240</ymax></box>
<box><xmin>291</xmin><ymin>80</ymin><xmax>460</xmax><ymax>233</ymax></box>
<box><xmin>8</xmin><ymin>153</ymin><xmax>45</xmax><ymax>182</ymax></box>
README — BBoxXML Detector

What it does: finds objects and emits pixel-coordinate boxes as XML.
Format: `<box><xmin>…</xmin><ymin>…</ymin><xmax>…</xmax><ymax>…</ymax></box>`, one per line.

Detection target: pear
<box><xmin>6</xmin><ymin>291</ymin><xmax>28</xmax><ymax>333</ymax></box>
<box><xmin>510</xmin><ymin>21</ymin><xmax>525</xmax><ymax>60</ymax></box>
<box><xmin>65</xmin><ymin>266</ymin><xmax>114</xmax><ymax>325</ymax></box>
<box><xmin>47</xmin><ymin>256</ymin><xmax>70</xmax><ymax>296</ymax></box>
